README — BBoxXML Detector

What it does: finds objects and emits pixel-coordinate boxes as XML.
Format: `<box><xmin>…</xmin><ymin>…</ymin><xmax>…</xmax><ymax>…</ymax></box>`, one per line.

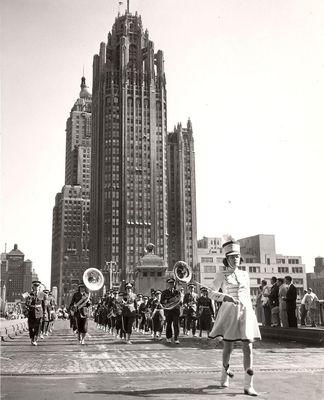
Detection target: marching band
<box><xmin>23</xmin><ymin>241</ymin><xmax>260</xmax><ymax>396</ymax></box>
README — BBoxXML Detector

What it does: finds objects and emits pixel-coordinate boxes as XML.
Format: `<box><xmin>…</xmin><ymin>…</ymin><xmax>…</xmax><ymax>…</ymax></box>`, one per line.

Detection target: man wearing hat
<box><xmin>69</xmin><ymin>283</ymin><xmax>91</xmax><ymax>344</ymax></box>
<box><xmin>151</xmin><ymin>290</ymin><xmax>165</xmax><ymax>339</ymax></box>
<box><xmin>183</xmin><ymin>283</ymin><xmax>198</xmax><ymax>337</ymax></box>
<box><xmin>25</xmin><ymin>281</ymin><xmax>44</xmax><ymax>346</ymax></box>
<box><xmin>138</xmin><ymin>295</ymin><xmax>150</xmax><ymax>334</ymax></box>
<box><xmin>121</xmin><ymin>282</ymin><xmax>137</xmax><ymax>344</ymax></box>
<box><xmin>197</xmin><ymin>287</ymin><xmax>214</xmax><ymax>337</ymax></box>
<box><xmin>161</xmin><ymin>277</ymin><xmax>181</xmax><ymax>344</ymax></box>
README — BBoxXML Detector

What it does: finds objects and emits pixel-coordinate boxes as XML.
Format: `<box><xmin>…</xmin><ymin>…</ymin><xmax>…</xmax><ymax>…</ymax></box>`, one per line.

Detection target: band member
<box><xmin>108</xmin><ymin>290</ymin><xmax>119</xmax><ymax>335</ymax></box>
<box><xmin>48</xmin><ymin>291</ymin><xmax>57</xmax><ymax>333</ymax></box>
<box><xmin>147</xmin><ymin>289</ymin><xmax>156</xmax><ymax>336</ymax></box>
<box><xmin>69</xmin><ymin>283</ymin><xmax>91</xmax><ymax>344</ymax></box>
<box><xmin>208</xmin><ymin>240</ymin><xmax>261</xmax><ymax>396</ymax></box>
<box><xmin>40</xmin><ymin>290</ymin><xmax>51</xmax><ymax>338</ymax></box>
<box><xmin>151</xmin><ymin>290</ymin><xmax>165</xmax><ymax>339</ymax></box>
<box><xmin>25</xmin><ymin>280</ymin><xmax>44</xmax><ymax>346</ymax></box>
<box><xmin>138</xmin><ymin>296</ymin><xmax>150</xmax><ymax>333</ymax></box>
<box><xmin>161</xmin><ymin>277</ymin><xmax>181</xmax><ymax>344</ymax></box>
<box><xmin>121</xmin><ymin>283</ymin><xmax>137</xmax><ymax>344</ymax></box>
<box><xmin>183</xmin><ymin>283</ymin><xmax>198</xmax><ymax>336</ymax></box>
<box><xmin>115</xmin><ymin>292</ymin><xmax>126</xmax><ymax>340</ymax></box>
<box><xmin>135</xmin><ymin>294</ymin><xmax>143</xmax><ymax>332</ymax></box>
<box><xmin>197</xmin><ymin>287</ymin><xmax>214</xmax><ymax>337</ymax></box>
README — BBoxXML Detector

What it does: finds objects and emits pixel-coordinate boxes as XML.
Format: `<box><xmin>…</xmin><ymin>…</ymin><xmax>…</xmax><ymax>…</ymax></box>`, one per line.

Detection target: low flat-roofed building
<box><xmin>198</xmin><ymin>235</ymin><xmax>306</xmax><ymax>301</ymax></box>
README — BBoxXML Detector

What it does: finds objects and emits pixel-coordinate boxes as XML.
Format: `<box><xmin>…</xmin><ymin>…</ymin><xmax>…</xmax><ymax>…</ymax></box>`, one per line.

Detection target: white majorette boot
<box><xmin>244</xmin><ymin>368</ymin><xmax>258</xmax><ymax>396</ymax></box>
<box><xmin>220</xmin><ymin>364</ymin><xmax>234</xmax><ymax>387</ymax></box>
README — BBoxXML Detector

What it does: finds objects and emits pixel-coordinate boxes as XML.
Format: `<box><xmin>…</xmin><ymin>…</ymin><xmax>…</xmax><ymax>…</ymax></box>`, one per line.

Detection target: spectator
<box><xmin>255</xmin><ymin>286</ymin><xmax>263</xmax><ymax>323</ymax></box>
<box><xmin>268</xmin><ymin>277</ymin><xmax>280</xmax><ymax>327</ymax></box>
<box><xmin>300</xmin><ymin>290</ymin><xmax>308</xmax><ymax>326</ymax></box>
<box><xmin>305</xmin><ymin>288</ymin><xmax>319</xmax><ymax>328</ymax></box>
<box><xmin>278</xmin><ymin>278</ymin><xmax>289</xmax><ymax>328</ymax></box>
<box><xmin>261</xmin><ymin>280</ymin><xmax>271</xmax><ymax>326</ymax></box>
<box><xmin>284</xmin><ymin>276</ymin><xmax>297</xmax><ymax>328</ymax></box>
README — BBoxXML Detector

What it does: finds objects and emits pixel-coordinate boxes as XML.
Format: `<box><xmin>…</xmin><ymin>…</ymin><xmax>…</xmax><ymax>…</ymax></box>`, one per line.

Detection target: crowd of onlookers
<box><xmin>254</xmin><ymin>276</ymin><xmax>320</xmax><ymax>328</ymax></box>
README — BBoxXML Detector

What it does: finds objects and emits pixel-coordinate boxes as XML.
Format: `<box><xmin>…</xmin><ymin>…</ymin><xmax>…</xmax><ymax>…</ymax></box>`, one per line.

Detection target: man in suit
<box><xmin>284</xmin><ymin>275</ymin><xmax>297</xmax><ymax>327</ymax></box>
<box><xmin>268</xmin><ymin>277</ymin><xmax>280</xmax><ymax>327</ymax></box>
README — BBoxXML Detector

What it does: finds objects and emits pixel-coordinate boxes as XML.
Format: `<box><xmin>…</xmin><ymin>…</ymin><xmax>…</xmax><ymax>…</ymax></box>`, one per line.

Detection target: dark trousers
<box><xmin>123</xmin><ymin>314</ymin><xmax>135</xmax><ymax>335</ymax></box>
<box><xmin>287</xmin><ymin>303</ymin><xmax>297</xmax><ymax>327</ymax></box>
<box><xmin>165</xmin><ymin>309</ymin><xmax>180</xmax><ymax>339</ymax></box>
<box><xmin>139</xmin><ymin>315</ymin><xmax>149</xmax><ymax>332</ymax></box>
<box><xmin>28</xmin><ymin>318</ymin><xmax>42</xmax><ymax>341</ymax></box>
<box><xmin>185</xmin><ymin>311</ymin><xmax>197</xmax><ymax>334</ymax></box>
<box><xmin>263</xmin><ymin>304</ymin><xmax>272</xmax><ymax>326</ymax></box>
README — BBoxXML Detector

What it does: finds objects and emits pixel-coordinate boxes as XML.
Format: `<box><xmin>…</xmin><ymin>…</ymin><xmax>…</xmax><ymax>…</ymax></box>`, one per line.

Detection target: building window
<box><xmin>201</xmin><ymin>257</ymin><xmax>213</xmax><ymax>263</ymax></box>
<box><xmin>249</xmin><ymin>266</ymin><xmax>260</xmax><ymax>273</ymax></box>
<box><xmin>204</xmin><ymin>265</ymin><xmax>216</xmax><ymax>273</ymax></box>
<box><xmin>278</xmin><ymin>266</ymin><xmax>289</xmax><ymax>273</ymax></box>
<box><xmin>292</xmin><ymin>267</ymin><xmax>303</xmax><ymax>274</ymax></box>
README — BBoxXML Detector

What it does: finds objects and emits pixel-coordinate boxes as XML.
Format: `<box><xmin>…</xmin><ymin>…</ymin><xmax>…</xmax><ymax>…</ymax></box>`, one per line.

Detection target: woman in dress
<box><xmin>208</xmin><ymin>240</ymin><xmax>261</xmax><ymax>396</ymax></box>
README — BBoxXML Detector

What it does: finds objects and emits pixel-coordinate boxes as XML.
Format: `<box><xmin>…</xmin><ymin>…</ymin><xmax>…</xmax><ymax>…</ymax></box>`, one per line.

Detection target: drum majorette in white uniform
<box><xmin>208</xmin><ymin>240</ymin><xmax>261</xmax><ymax>396</ymax></box>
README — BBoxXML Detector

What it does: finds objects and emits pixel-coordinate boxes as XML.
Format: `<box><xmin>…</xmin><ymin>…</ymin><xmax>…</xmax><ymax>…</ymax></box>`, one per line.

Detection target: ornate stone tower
<box><xmin>167</xmin><ymin>120</ymin><xmax>198</xmax><ymax>280</ymax></box>
<box><xmin>90</xmin><ymin>8</ymin><xmax>168</xmax><ymax>283</ymax></box>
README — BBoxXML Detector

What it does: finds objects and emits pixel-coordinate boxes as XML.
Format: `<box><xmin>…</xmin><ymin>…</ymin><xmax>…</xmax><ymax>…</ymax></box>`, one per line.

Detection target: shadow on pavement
<box><xmin>76</xmin><ymin>384</ymin><xmax>244</xmax><ymax>397</ymax></box>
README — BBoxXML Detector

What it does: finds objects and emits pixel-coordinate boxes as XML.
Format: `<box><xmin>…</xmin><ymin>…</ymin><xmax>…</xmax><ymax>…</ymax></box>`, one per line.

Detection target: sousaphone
<box><xmin>173</xmin><ymin>260</ymin><xmax>218</xmax><ymax>294</ymax></box>
<box><xmin>83</xmin><ymin>268</ymin><xmax>105</xmax><ymax>292</ymax></box>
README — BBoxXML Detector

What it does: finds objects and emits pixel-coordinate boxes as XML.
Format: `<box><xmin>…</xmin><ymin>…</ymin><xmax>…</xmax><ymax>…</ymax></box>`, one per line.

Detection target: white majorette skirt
<box><xmin>209</xmin><ymin>301</ymin><xmax>261</xmax><ymax>342</ymax></box>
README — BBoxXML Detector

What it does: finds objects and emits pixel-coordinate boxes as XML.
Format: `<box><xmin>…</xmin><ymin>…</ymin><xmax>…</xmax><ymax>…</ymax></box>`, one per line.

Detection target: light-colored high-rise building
<box><xmin>90</xmin><ymin>10</ymin><xmax>168</xmax><ymax>283</ymax></box>
<box><xmin>167</xmin><ymin>120</ymin><xmax>198</xmax><ymax>279</ymax></box>
<box><xmin>51</xmin><ymin>77</ymin><xmax>92</xmax><ymax>306</ymax></box>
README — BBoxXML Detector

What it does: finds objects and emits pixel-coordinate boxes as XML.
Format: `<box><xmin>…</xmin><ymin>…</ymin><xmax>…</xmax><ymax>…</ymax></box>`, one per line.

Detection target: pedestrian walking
<box><xmin>25</xmin><ymin>280</ymin><xmax>44</xmax><ymax>346</ymax></box>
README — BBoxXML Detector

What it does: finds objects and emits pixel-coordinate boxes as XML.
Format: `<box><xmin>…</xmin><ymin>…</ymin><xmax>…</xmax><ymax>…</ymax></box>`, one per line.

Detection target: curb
<box><xmin>1</xmin><ymin>320</ymin><xmax>28</xmax><ymax>342</ymax></box>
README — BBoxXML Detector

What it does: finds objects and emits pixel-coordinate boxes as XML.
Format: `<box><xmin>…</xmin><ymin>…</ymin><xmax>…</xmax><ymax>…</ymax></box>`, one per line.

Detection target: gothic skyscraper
<box><xmin>90</xmin><ymin>10</ymin><xmax>168</xmax><ymax>282</ymax></box>
<box><xmin>51</xmin><ymin>77</ymin><xmax>92</xmax><ymax>305</ymax></box>
<box><xmin>167</xmin><ymin>120</ymin><xmax>198</xmax><ymax>279</ymax></box>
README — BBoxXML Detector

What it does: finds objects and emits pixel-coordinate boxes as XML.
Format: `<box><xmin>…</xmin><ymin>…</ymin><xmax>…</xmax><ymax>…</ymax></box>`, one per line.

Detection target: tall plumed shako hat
<box><xmin>222</xmin><ymin>240</ymin><xmax>240</xmax><ymax>256</ymax></box>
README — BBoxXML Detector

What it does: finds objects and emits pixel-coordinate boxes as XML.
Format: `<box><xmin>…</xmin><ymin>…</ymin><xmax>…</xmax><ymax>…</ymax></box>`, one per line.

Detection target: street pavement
<box><xmin>1</xmin><ymin>319</ymin><xmax>324</xmax><ymax>400</ymax></box>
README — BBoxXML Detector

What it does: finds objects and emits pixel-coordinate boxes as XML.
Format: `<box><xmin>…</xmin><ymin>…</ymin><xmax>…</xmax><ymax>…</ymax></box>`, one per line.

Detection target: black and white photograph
<box><xmin>1</xmin><ymin>0</ymin><xmax>324</xmax><ymax>399</ymax></box>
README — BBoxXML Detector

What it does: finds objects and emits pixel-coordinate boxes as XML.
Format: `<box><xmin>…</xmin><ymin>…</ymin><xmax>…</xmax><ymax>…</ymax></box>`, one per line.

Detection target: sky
<box><xmin>1</xmin><ymin>0</ymin><xmax>324</xmax><ymax>287</ymax></box>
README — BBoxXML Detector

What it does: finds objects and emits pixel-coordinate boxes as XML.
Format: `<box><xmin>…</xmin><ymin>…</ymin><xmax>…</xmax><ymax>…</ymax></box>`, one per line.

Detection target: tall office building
<box><xmin>90</xmin><ymin>9</ymin><xmax>168</xmax><ymax>283</ymax></box>
<box><xmin>167</xmin><ymin>120</ymin><xmax>198</xmax><ymax>278</ymax></box>
<box><xmin>51</xmin><ymin>77</ymin><xmax>92</xmax><ymax>305</ymax></box>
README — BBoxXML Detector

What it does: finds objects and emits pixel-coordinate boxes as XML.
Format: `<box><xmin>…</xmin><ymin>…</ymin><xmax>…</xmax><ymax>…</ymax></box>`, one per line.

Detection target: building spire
<box><xmin>127</xmin><ymin>0</ymin><xmax>130</xmax><ymax>13</ymax></box>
